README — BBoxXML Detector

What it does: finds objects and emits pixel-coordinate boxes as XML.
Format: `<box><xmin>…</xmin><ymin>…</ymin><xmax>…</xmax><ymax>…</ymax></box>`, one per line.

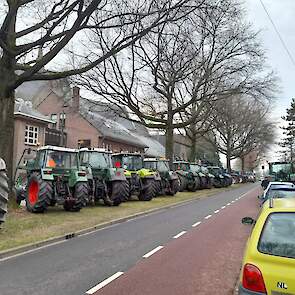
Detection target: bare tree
<box><xmin>77</xmin><ymin>0</ymin><xmax>274</xmax><ymax>167</ymax></box>
<box><xmin>0</xmin><ymin>0</ymin><xmax>196</xmax><ymax>183</ymax></box>
<box><xmin>205</xmin><ymin>95</ymin><xmax>275</xmax><ymax>171</ymax></box>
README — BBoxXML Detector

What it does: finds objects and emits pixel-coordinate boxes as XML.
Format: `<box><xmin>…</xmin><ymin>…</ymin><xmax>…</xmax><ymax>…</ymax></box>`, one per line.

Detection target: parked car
<box><xmin>259</xmin><ymin>182</ymin><xmax>295</xmax><ymax>204</ymax></box>
<box><xmin>239</xmin><ymin>198</ymin><xmax>295</xmax><ymax>294</ymax></box>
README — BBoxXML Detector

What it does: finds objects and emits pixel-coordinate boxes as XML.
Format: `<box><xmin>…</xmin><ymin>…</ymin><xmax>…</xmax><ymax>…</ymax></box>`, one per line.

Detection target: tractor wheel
<box><xmin>0</xmin><ymin>170</ymin><xmax>9</xmax><ymax>224</ymax></box>
<box><xmin>155</xmin><ymin>180</ymin><xmax>162</xmax><ymax>196</ymax></box>
<box><xmin>26</xmin><ymin>172</ymin><xmax>53</xmax><ymax>213</ymax></box>
<box><xmin>109</xmin><ymin>180</ymin><xmax>129</xmax><ymax>206</ymax></box>
<box><xmin>207</xmin><ymin>178</ymin><xmax>213</xmax><ymax>189</ymax></box>
<box><xmin>178</xmin><ymin>175</ymin><xmax>187</xmax><ymax>192</ymax></box>
<box><xmin>70</xmin><ymin>182</ymin><xmax>88</xmax><ymax>212</ymax></box>
<box><xmin>169</xmin><ymin>179</ymin><xmax>180</xmax><ymax>196</ymax></box>
<box><xmin>138</xmin><ymin>178</ymin><xmax>156</xmax><ymax>201</ymax></box>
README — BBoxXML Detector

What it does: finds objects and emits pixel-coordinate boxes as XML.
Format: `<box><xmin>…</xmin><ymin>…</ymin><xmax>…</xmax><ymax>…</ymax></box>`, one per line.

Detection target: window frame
<box><xmin>257</xmin><ymin>212</ymin><xmax>295</xmax><ymax>259</ymax></box>
<box><xmin>24</xmin><ymin>125</ymin><xmax>39</xmax><ymax>146</ymax></box>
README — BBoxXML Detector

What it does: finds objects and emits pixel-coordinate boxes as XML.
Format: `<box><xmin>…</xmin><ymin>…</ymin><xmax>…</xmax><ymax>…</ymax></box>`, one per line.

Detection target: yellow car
<box><xmin>239</xmin><ymin>198</ymin><xmax>295</xmax><ymax>294</ymax></box>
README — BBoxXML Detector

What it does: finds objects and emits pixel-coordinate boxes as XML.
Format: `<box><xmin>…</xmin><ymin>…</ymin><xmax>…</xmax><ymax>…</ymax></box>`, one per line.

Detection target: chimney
<box><xmin>72</xmin><ymin>86</ymin><xmax>80</xmax><ymax>111</ymax></box>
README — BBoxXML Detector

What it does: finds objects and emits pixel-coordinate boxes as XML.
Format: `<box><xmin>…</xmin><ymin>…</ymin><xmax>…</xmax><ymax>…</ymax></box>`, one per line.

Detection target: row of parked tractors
<box><xmin>0</xmin><ymin>145</ymin><xmax>238</xmax><ymax>223</ymax></box>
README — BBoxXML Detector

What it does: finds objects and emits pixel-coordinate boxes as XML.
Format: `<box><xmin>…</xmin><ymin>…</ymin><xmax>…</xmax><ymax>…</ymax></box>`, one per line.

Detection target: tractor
<box><xmin>15</xmin><ymin>146</ymin><xmax>88</xmax><ymax>213</ymax></box>
<box><xmin>111</xmin><ymin>153</ymin><xmax>158</xmax><ymax>201</ymax></box>
<box><xmin>79</xmin><ymin>148</ymin><xmax>129</xmax><ymax>206</ymax></box>
<box><xmin>207</xmin><ymin>166</ymin><xmax>232</xmax><ymax>187</ymax></box>
<box><xmin>0</xmin><ymin>158</ymin><xmax>9</xmax><ymax>225</ymax></box>
<box><xmin>173</xmin><ymin>161</ymin><xmax>198</xmax><ymax>192</ymax></box>
<box><xmin>143</xmin><ymin>158</ymin><xmax>180</xmax><ymax>196</ymax></box>
<box><xmin>190</xmin><ymin>163</ymin><xmax>214</xmax><ymax>189</ymax></box>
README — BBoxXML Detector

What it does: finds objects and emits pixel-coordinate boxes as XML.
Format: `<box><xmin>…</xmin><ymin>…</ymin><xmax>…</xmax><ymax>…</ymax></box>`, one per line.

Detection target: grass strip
<box><xmin>0</xmin><ymin>184</ymin><xmax>243</xmax><ymax>252</ymax></box>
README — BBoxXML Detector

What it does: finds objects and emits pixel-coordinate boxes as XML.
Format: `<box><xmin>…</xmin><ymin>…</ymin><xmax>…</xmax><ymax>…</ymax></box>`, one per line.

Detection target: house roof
<box><xmin>80</xmin><ymin>106</ymin><xmax>147</xmax><ymax>148</ymax></box>
<box><xmin>80</xmin><ymin>98</ymin><xmax>165</xmax><ymax>156</ymax></box>
<box><xmin>14</xmin><ymin>99</ymin><xmax>53</xmax><ymax>124</ymax></box>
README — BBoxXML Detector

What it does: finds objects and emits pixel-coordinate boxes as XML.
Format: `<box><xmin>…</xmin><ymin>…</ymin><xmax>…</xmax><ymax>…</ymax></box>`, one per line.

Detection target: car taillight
<box><xmin>78</xmin><ymin>171</ymin><xmax>86</xmax><ymax>176</ymax></box>
<box><xmin>242</xmin><ymin>264</ymin><xmax>266</xmax><ymax>293</ymax></box>
<box><xmin>43</xmin><ymin>170</ymin><xmax>52</xmax><ymax>175</ymax></box>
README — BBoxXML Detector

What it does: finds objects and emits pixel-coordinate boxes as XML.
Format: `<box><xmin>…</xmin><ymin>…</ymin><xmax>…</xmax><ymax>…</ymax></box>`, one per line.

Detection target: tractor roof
<box><xmin>112</xmin><ymin>152</ymin><xmax>142</xmax><ymax>156</ymax></box>
<box><xmin>38</xmin><ymin>145</ymin><xmax>78</xmax><ymax>153</ymax></box>
<box><xmin>79</xmin><ymin>147</ymin><xmax>111</xmax><ymax>153</ymax></box>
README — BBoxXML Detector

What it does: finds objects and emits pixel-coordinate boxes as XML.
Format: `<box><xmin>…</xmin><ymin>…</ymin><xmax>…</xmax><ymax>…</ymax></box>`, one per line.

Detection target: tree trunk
<box><xmin>189</xmin><ymin>133</ymin><xmax>197</xmax><ymax>162</ymax></box>
<box><xmin>241</xmin><ymin>156</ymin><xmax>245</xmax><ymax>172</ymax></box>
<box><xmin>0</xmin><ymin>93</ymin><xmax>15</xmax><ymax>190</ymax></box>
<box><xmin>166</xmin><ymin>124</ymin><xmax>174</xmax><ymax>170</ymax></box>
<box><xmin>226</xmin><ymin>151</ymin><xmax>231</xmax><ymax>172</ymax></box>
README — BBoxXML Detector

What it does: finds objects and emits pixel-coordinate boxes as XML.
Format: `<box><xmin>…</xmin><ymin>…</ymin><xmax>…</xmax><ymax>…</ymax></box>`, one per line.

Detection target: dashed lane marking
<box><xmin>192</xmin><ymin>221</ymin><xmax>201</xmax><ymax>227</ymax></box>
<box><xmin>205</xmin><ymin>214</ymin><xmax>212</xmax><ymax>219</ymax></box>
<box><xmin>173</xmin><ymin>231</ymin><xmax>187</xmax><ymax>239</ymax></box>
<box><xmin>231</xmin><ymin>200</ymin><xmax>235</xmax><ymax>203</ymax></box>
<box><xmin>214</xmin><ymin>210</ymin><xmax>220</xmax><ymax>214</ymax></box>
<box><xmin>227</xmin><ymin>203</ymin><xmax>231</xmax><ymax>206</ymax></box>
<box><xmin>221</xmin><ymin>206</ymin><xmax>226</xmax><ymax>209</ymax></box>
<box><xmin>143</xmin><ymin>246</ymin><xmax>164</xmax><ymax>258</ymax></box>
<box><xmin>85</xmin><ymin>272</ymin><xmax>124</xmax><ymax>294</ymax></box>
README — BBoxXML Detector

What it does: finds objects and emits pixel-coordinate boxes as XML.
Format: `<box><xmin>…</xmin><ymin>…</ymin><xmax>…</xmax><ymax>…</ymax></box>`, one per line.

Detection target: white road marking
<box><xmin>235</xmin><ymin>198</ymin><xmax>239</xmax><ymax>201</ymax></box>
<box><xmin>86</xmin><ymin>272</ymin><xmax>124</xmax><ymax>294</ymax></box>
<box><xmin>192</xmin><ymin>221</ymin><xmax>201</xmax><ymax>227</ymax></box>
<box><xmin>143</xmin><ymin>246</ymin><xmax>164</xmax><ymax>258</ymax></box>
<box><xmin>173</xmin><ymin>231</ymin><xmax>187</xmax><ymax>239</ymax></box>
<box><xmin>205</xmin><ymin>214</ymin><xmax>212</xmax><ymax>219</ymax></box>
<box><xmin>227</xmin><ymin>203</ymin><xmax>231</xmax><ymax>206</ymax></box>
<box><xmin>214</xmin><ymin>210</ymin><xmax>220</xmax><ymax>214</ymax></box>
<box><xmin>221</xmin><ymin>206</ymin><xmax>226</xmax><ymax>209</ymax></box>
<box><xmin>231</xmin><ymin>200</ymin><xmax>235</xmax><ymax>203</ymax></box>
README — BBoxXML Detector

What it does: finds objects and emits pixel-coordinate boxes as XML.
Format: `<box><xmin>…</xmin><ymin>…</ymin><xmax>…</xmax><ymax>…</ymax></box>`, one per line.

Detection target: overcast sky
<box><xmin>246</xmin><ymin>0</ymin><xmax>295</xmax><ymax>117</ymax></box>
<box><xmin>244</xmin><ymin>0</ymin><xmax>295</xmax><ymax>162</ymax></box>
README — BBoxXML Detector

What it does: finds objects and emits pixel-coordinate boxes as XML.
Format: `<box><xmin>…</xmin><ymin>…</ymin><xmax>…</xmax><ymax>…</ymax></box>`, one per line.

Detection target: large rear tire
<box><xmin>26</xmin><ymin>172</ymin><xmax>53</xmax><ymax>213</ymax></box>
<box><xmin>169</xmin><ymin>179</ymin><xmax>180</xmax><ymax>196</ymax></box>
<box><xmin>138</xmin><ymin>178</ymin><xmax>156</xmax><ymax>201</ymax></box>
<box><xmin>0</xmin><ymin>170</ymin><xmax>9</xmax><ymax>224</ymax></box>
<box><xmin>178</xmin><ymin>175</ymin><xmax>187</xmax><ymax>192</ymax></box>
<box><xmin>109</xmin><ymin>180</ymin><xmax>129</xmax><ymax>206</ymax></box>
<box><xmin>71</xmin><ymin>182</ymin><xmax>88</xmax><ymax>211</ymax></box>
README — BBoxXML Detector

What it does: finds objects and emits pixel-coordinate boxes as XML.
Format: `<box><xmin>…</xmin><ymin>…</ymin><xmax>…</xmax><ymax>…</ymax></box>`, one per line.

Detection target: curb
<box><xmin>0</xmin><ymin>184</ymin><xmax>252</xmax><ymax>260</ymax></box>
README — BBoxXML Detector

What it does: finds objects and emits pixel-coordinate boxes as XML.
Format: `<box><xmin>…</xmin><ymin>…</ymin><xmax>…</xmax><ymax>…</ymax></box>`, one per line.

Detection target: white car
<box><xmin>262</xmin><ymin>181</ymin><xmax>295</xmax><ymax>199</ymax></box>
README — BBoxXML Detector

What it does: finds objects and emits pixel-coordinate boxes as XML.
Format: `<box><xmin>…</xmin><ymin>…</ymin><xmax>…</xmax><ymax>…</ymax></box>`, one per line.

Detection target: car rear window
<box><xmin>258</xmin><ymin>213</ymin><xmax>295</xmax><ymax>259</ymax></box>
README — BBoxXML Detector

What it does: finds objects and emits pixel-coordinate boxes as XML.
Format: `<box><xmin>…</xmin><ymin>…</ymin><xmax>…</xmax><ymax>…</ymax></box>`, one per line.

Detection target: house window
<box><xmin>59</xmin><ymin>113</ymin><xmax>66</xmax><ymax>129</ymax></box>
<box><xmin>25</xmin><ymin>125</ymin><xmax>39</xmax><ymax>145</ymax></box>
<box><xmin>51</xmin><ymin>114</ymin><xmax>57</xmax><ymax>129</ymax></box>
<box><xmin>78</xmin><ymin>139</ymin><xmax>91</xmax><ymax>148</ymax></box>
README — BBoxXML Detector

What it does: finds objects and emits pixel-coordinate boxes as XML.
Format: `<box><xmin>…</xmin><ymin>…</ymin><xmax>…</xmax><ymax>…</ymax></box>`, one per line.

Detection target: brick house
<box><xmin>18</xmin><ymin>79</ymin><xmax>165</xmax><ymax>155</ymax></box>
<box><xmin>13</xmin><ymin>99</ymin><xmax>53</xmax><ymax>172</ymax></box>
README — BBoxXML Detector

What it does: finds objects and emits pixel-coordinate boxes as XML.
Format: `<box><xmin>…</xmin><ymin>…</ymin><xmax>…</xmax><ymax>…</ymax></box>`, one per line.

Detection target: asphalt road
<box><xmin>0</xmin><ymin>183</ymin><xmax>258</xmax><ymax>295</ymax></box>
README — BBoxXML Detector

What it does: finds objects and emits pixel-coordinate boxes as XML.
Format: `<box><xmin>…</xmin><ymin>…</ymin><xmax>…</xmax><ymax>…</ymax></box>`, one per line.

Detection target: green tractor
<box><xmin>268</xmin><ymin>161</ymin><xmax>295</xmax><ymax>182</ymax></box>
<box><xmin>190</xmin><ymin>163</ymin><xmax>214</xmax><ymax>189</ymax></box>
<box><xmin>143</xmin><ymin>158</ymin><xmax>180</xmax><ymax>196</ymax></box>
<box><xmin>207</xmin><ymin>166</ymin><xmax>232</xmax><ymax>187</ymax></box>
<box><xmin>15</xmin><ymin>146</ymin><xmax>88</xmax><ymax>213</ymax></box>
<box><xmin>173</xmin><ymin>161</ymin><xmax>199</xmax><ymax>192</ymax></box>
<box><xmin>79</xmin><ymin>148</ymin><xmax>129</xmax><ymax>206</ymax></box>
<box><xmin>111</xmin><ymin>153</ymin><xmax>158</xmax><ymax>201</ymax></box>
<box><xmin>0</xmin><ymin>158</ymin><xmax>9</xmax><ymax>225</ymax></box>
